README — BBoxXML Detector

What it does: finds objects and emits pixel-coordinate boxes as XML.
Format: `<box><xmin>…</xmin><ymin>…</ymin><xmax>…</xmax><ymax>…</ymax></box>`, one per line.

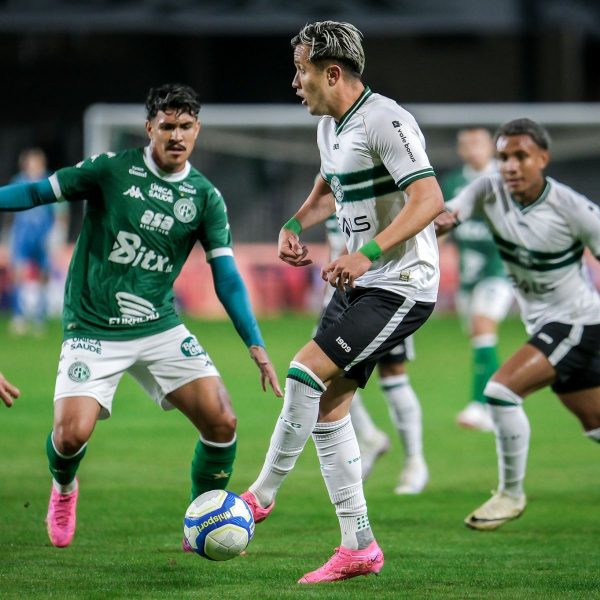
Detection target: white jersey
<box><xmin>318</xmin><ymin>87</ymin><xmax>439</xmax><ymax>303</ymax></box>
<box><xmin>447</xmin><ymin>174</ymin><xmax>600</xmax><ymax>334</ymax></box>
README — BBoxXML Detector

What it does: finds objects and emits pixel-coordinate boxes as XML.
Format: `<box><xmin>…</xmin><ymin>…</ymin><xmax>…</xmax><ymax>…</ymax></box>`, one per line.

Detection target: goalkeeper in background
<box><xmin>0</xmin><ymin>82</ymin><xmax>281</xmax><ymax>548</ymax></box>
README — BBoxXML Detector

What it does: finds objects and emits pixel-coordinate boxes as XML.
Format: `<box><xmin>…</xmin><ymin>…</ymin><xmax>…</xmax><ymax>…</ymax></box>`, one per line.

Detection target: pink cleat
<box><xmin>298</xmin><ymin>540</ymin><xmax>384</xmax><ymax>584</ymax></box>
<box><xmin>182</xmin><ymin>537</ymin><xmax>193</xmax><ymax>553</ymax></box>
<box><xmin>240</xmin><ymin>490</ymin><xmax>274</xmax><ymax>524</ymax></box>
<box><xmin>46</xmin><ymin>478</ymin><xmax>79</xmax><ymax>548</ymax></box>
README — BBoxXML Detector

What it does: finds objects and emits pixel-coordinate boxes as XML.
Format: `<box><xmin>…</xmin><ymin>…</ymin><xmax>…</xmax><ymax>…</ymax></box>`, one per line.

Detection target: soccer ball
<box><xmin>183</xmin><ymin>490</ymin><xmax>255</xmax><ymax>561</ymax></box>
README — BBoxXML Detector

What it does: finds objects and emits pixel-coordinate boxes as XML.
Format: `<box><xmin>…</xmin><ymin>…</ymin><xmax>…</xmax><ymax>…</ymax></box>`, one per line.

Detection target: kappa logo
<box><xmin>123</xmin><ymin>185</ymin><xmax>145</xmax><ymax>200</ymax></box>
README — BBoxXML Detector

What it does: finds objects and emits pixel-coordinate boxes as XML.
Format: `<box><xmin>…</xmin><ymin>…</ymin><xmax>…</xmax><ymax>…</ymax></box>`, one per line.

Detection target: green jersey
<box><xmin>49</xmin><ymin>147</ymin><xmax>232</xmax><ymax>341</ymax></box>
<box><xmin>440</xmin><ymin>166</ymin><xmax>505</xmax><ymax>292</ymax></box>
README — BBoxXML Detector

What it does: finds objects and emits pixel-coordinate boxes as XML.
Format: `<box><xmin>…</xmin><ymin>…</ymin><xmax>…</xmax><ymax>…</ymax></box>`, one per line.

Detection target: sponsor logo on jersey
<box><xmin>129</xmin><ymin>166</ymin><xmax>148</xmax><ymax>178</ymax></box>
<box><xmin>340</xmin><ymin>215</ymin><xmax>371</xmax><ymax>236</ymax></box>
<box><xmin>69</xmin><ymin>338</ymin><xmax>102</xmax><ymax>355</ymax></box>
<box><xmin>140</xmin><ymin>210</ymin><xmax>174</xmax><ymax>235</ymax></box>
<box><xmin>330</xmin><ymin>176</ymin><xmax>344</xmax><ymax>203</ymax></box>
<box><xmin>149</xmin><ymin>182</ymin><xmax>174</xmax><ymax>203</ymax></box>
<box><xmin>108</xmin><ymin>231</ymin><xmax>173</xmax><ymax>272</ymax></box>
<box><xmin>178</xmin><ymin>182</ymin><xmax>197</xmax><ymax>195</ymax></box>
<box><xmin>181</xmin><ymin>336</ymin><xmax>214</xmax><ymax>366</ymax></box>
<box><xmin>391</xmin><ymin>120</ymin><xmax>416</xmax><ymax>163</ymax></box>
<box><xmin>399</xmin><ymin>270</ymin><xmax>411</xmax><ymax>282</ymax></box>
<box><xmin>123</xmin><ymin>185</ymin><xmax>145</xmax><ymax>200</ymax></box>
<box><xmin>508</xmin><ymin>274</ymin><xmax>555</xmax><ymax>295</ymax></box>
<box><xmin>109</xmin><ymin>291</ymin><xmax>159</xmax><ymax>325</ymax></box>
<box><xmin>333</xmin><ymin>143</ymin><xmax>340</xmax><ymax>150</ymax></box>
<box><xmin>174</xmin><ymin>198</ymin><xmax>197</xmax><ymax>223</ymax></box>
<box><xmin>68</xmin><ymin>361</ymin><xmax>91</xmax><ymax>382</ymax></box>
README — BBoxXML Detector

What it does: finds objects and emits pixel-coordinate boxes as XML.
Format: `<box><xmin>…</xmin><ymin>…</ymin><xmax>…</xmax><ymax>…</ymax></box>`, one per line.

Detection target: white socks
<box><xmin>249</xmin><ymin>361</ymin><xmax>324</xmax><ymax>507</ymax></box>
<box><xmin>381</xmin><ymin>374</ymin><xmax>424</xmax><ymax>460</ymax></box>
<box><xmin>312</xmin><ymin>415</ymin><xmax>373</xmax><ymax>550</ymax></box>
<box><xmin>484</xmin><ymin>381</ymin><xmax>530</xmax><ymax>497</ymax></box>
<box><xmin>585</xmin><ymin>427</ymin><xmax>600</xmax><ymax>443</ymax></box>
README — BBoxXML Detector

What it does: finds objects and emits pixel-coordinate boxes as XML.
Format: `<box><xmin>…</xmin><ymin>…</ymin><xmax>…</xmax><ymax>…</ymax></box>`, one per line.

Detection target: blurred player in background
<box><xmin>437</xmin><ymin>118</ymin><xmax>600</xmax><ymax>530</ymax></box>
<box><xmin>242</xmin><ymin>21</ymin><xmax>444</xmax><ymax>583</ymax></box>
<box><xmin>7</xmin><ymin>148</ymin><xmax>67</xmax><ymax>336</ymax></box>
<box><xmin>324</xmin><ymin>214</ymin><xmax>428</xmax><ymax>494</ymax></box>
<box><xmin>440</xmin><ymin>128</ymin><xmax>513</xmax><ymax>431</ymax></box>
<box><xmin>0</xmin><ymin>371</ymin><xmax>19</xmax><ymax>407</ymax></box>
<box><xmin>0</xmin><ymin>83</ymin><xmax>281</xmax><ymax>549</ymax></box>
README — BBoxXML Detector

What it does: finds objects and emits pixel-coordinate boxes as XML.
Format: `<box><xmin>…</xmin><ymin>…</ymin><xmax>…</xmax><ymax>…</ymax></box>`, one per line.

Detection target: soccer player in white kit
<box><xmin>324</xmin><ymin>214</ymin><xmax>428</xmax><ymax>494</ymax></box>
<box><xmin>241</xmin><ymin>21</ymin><xmax>444</xmax><ymax>583</ymax></box>
<box><xmin>438</xmin><ymin>118</ymin><xmax>600</xmax><ymax>530</ymax></box>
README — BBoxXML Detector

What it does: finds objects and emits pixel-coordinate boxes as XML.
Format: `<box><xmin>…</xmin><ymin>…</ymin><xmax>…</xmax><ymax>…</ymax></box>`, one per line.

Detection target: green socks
<box><xmin>472</xmin><ymin>342</ymin><xmax>499</xmax><ymax>404</ymax></box>
<box><xmin>190</xmin><ymin>437</ymin><xmax>237</xmax><ymax>501</ymax></box>
<box><xmin>46</xmin><ymin>431</ymin><xmax>87</xmax><ymax>485</ymax></box>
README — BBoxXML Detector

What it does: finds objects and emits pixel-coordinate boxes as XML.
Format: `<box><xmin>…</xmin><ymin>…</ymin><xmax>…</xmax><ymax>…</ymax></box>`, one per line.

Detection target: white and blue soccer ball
<box><xmin>183</xmin><ymin>490</ymin><xmax>255</xmax><ymax>561</ymax></box>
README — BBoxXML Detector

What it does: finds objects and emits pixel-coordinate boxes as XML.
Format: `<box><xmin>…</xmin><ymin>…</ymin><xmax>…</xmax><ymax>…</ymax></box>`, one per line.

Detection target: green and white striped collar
<box><xmin>511</xmin><ymin>178</ymin><xmax>551</xmax><ymax>213</ymax></box>
<box><xmin>335</xmin><ymin>86</ymin><xmax>373</xmax><ymax>135</ymax></box>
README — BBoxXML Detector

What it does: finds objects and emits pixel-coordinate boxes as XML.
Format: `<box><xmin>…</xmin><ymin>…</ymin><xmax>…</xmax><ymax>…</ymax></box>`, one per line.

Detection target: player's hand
<box><xmin>249</xmin><ymin>346</ymin><xmax>283</xmax><ymax>397</ymax></box>
<box><xmin>278</xmin><ymin>228</ymin><xmax>312</xmax><ymax>267</ymax></box>
<box><xmin>0</xmin><ymin>372</ymin><xmax>20</xmax><ymax>408</ymax></box>
<box><xmin>434</xmin><ymin>209</ymin><xmax>458</xmax><ymax>236</ymax></box>
<box><xmin>321</xmin><ymin>251</ymin><xmax>372</xmax><ymax>290</ymax></box>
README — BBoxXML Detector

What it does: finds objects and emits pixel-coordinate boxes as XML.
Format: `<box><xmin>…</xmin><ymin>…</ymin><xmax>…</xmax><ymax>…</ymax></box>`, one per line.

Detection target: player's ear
<box><xmin>326</xmin><ymin>65</ymin><xmax>342</xmax><ymax>86</ymax></box>
<box><xmin>539</xmin><ymin>149</ymin><xmax>550</xmax><ymax>170</ymax></box>
<box><xmin>145</xmin><ymin>120</ymin><xmax>153</xmax><ymax>140</ymax></box>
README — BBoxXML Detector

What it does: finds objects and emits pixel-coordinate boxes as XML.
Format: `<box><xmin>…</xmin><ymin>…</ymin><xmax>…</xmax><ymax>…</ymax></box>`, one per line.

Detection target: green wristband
<box><xmin>282</xmin><ymin>216</ymin><xmax>302</xmax><ymax>235</ymax></box>
<box><xmin>358</xmin><ymin>239</ymin><xmax>382</xmax><ymax>262</ymax></box>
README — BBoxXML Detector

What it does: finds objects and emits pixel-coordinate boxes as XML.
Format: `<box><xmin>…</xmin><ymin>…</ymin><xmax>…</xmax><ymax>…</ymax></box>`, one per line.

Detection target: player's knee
<box><xmin>204</xmin><ymin>415</ymin><xmax>237</xmax><ymax>443</ymax></box>
<box><xmin>484</xmin><ymin>381</ymin><xmax>523</xmax><ymax>407</ymax></box>
<box><xmin>52</xmin><ymin>424</ymin><xmax>89</xmax><ymax>455</ymax></box>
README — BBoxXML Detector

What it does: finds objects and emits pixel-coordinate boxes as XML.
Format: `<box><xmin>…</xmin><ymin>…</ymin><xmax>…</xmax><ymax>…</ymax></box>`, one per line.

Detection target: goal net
<box><xmin>83</xmin><ymin>102</ymin><xmax>600</xmax><ymax>315</ymax></box>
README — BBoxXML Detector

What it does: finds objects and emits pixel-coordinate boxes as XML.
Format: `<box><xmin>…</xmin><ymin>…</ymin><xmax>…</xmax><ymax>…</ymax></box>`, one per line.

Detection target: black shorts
<box><xmin>528</xmin><ymin>322</ymin><xmax>600</xmax><ymax>394</ymax></box>
<box><xmin>377</xmin><ymin>336</ymin><xmax>415</xmax><ymax>365</ymax></box>
<box><xmin>314</xmin><ymin>286</ymin><xmax>435</xmax><ymax>388</ymax></box>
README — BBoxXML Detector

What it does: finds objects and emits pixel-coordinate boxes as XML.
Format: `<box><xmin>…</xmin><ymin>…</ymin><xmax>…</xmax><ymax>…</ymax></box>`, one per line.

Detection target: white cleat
<box><xmin>465</xmin><ymin>491</ymin><xmax>526</xmax><ymax>531</ymax></box>
<box><xmin>359</xmin><ymin>431</ymin><xmax>390</xmax><ymax>480</ymax></box>
<box><xmin>456</xmin><ymin>402</ymin><xmax>494</xmax><ymax>432</ymax></box>
<box><xmin>394</xmin><ymin>456</ymin><xmax>428</xmax><ymax>495</ymax></box>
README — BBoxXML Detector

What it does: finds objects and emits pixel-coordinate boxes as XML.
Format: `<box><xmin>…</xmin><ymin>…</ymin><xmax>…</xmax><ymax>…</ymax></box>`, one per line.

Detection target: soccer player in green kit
<box><xmin>0</xmin><ymin>83</ymin><xmax>282</xmax><ymax>548</ymax></box>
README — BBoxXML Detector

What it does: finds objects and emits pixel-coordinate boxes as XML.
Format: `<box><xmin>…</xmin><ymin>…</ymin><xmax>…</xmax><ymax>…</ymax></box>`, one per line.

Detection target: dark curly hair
<box><xmin>494</xmin><ymin>118</ymin><xmax>551</xmax><ymax>150</ymax></box>
<box><xmin>145</xmin><ymin>83</ymin><xmax>201</xmax><ymax>120</ymax></box>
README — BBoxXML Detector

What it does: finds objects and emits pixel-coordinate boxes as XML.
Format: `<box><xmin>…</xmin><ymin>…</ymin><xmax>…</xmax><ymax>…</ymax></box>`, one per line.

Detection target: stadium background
<box><xmin>0</xmin><ymin>0</ymin><xmax>599</xmax><ymax>317</ymax></box>
<box><xmin>1</xmin><ymin>3</ymin><xmax>600</xmax><ymax>598</ymax></box>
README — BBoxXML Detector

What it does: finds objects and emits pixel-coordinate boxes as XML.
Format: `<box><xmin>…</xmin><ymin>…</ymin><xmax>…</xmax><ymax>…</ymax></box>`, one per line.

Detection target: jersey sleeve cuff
<box><xmin>396</xmin><ymin>167</ymin><xmax>436</xmax><ymax>191</ymax></box>
<box><xmin>205</xmin><ymin>247</ymin><xmax>234</xmax><ymax>261</ymax></box>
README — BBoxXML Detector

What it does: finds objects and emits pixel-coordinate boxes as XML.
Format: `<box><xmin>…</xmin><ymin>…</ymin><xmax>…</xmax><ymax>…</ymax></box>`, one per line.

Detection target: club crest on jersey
<box><xmin>330</xmin><ymin>176</ymin><xmax>344</xmax><ymax>203</ymax></box>
<box><xmin>174</xmin><ymin>198</ymin><xmax>197</xmax><ymax>223</ymax></box>
<box><xmin>515</xmin><ymin>247</ymin><xmax>534</xmax><ymax>268</ymax></box>
<box><xmin>68</xmin><ymin>361</ymin><xmax>91</xmax><ymax>383</ymax></box>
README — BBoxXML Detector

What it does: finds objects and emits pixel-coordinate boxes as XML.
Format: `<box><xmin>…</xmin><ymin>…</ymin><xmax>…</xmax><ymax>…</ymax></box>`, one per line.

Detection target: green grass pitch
<box><xmin>0</xmin><ymin>314</ymin><xmax>598</xmax><ymax>599</ymax></box>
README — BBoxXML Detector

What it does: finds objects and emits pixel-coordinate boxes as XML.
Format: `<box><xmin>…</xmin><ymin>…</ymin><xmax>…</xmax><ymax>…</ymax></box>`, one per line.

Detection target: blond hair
<box><xmin>291</xmin><ymin>21</ymin><xmax>365</xmax><ymax>76</ymax></box>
